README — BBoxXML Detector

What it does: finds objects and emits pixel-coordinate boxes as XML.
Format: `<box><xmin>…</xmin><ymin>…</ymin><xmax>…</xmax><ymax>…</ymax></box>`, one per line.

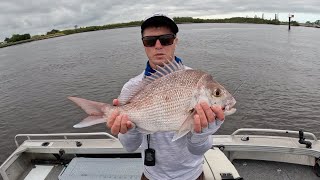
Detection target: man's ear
<box><xmin>175</xmin><ymin>37</ymin><xmax>178</xmax><ymax>46</ymax></box>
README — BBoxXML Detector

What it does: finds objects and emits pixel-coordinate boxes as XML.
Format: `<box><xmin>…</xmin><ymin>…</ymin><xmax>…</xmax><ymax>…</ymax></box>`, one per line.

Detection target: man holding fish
<box><xmin>69</xmin><ymin>13</ymin><xmax>236</xmax><ymax>180</ymax></box>
<box><xmin>105</xmin><ymin>13</ymin><xmax>235</xmax><ymax>180</ymax></box>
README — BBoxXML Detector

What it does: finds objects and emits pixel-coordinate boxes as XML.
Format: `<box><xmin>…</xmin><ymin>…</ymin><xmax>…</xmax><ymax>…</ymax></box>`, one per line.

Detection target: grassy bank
<box><xmin>0</xmin><ymin>17</ymin><xmax>301</xmax><ymax>48</ymax></box>
<box><xmin>0</xmin><ymin>33</ymin><xmax>65</xmax><ymax>48</ymax></box>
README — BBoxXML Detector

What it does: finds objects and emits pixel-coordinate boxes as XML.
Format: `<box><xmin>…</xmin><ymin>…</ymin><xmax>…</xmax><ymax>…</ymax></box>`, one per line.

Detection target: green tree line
<box><xmin>174</xmin><ymin>17</ymin><xmax>292</xmax><ymax>25</ymax></box>
<box><xmin>56</xmin><ymin>17</ymin><xmax>299</xmax><ymax>37</ymax></box>
<box><xmin>4</xmin><ymin>34</ymin><xmax>31</xmax><ymax>43</ymax></box>
<box><xmin>45</xmin><ymin>17</ymin><xmax>293</xmax><ymax>37</ymax></box>
<box><xmin>1</xmin><ymin>16</ymin><xmax>305</xmax><ymax>45</ymax></box>
<box><xmin>58</xmin><ymin>21</ymin><xmax>143</xmax><ymax>35</ymax></box>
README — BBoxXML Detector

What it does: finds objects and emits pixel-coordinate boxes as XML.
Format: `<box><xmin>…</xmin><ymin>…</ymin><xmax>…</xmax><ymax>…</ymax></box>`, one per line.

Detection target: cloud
<box><xmin>1</xmin><ymin>0</ymin><xmax>319</xmax><ymax>41</ymax></box>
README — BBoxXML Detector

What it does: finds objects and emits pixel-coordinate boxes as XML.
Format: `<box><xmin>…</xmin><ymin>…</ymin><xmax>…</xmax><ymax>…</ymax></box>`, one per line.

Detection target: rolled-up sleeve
<box><xmin>186</xmin><ymin>120</ymin><xmax>223</xmax><ymax>155</ymax></box>
<box><xmin>118</xmin><ymin>127</ymin><xmax>143</xmax><ymax>152</ymax></box>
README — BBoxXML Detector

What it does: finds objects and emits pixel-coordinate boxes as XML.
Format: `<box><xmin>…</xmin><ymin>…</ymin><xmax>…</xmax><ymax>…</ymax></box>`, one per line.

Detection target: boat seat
<box><xmin>204</xmin><ymin>148</ymin><xmax>241</xmax><ymax>180</ymax></box>
<box><xmin>58</xmin><ymin>157</ymin><xmax>143</xmax><ymax>180</ymax></box>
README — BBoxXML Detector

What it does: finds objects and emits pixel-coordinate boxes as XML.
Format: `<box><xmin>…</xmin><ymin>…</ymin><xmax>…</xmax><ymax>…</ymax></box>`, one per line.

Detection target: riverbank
<box><xmin>0</xmin><ymin>16</ymin><xmax>309</xmax><ymax>49</ymax></box>
<box><xmin>0</xmin><ymin>33</ymin><xmax>65</xmax><ymax>48</ymax></box>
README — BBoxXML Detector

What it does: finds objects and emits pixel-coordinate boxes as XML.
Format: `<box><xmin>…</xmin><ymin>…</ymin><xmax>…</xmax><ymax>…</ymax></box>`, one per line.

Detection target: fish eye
<box><xmin>213</xmin><ymin>88</ymin><xmax>222</xmax><ymax>97</ymax></box>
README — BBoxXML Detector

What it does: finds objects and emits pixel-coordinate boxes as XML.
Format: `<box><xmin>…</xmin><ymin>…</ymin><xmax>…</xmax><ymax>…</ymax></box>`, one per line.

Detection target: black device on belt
<box><xmin>144</xmin><ymin>134</ymin><xmax>156</xmax><ymax>166</ymax></box>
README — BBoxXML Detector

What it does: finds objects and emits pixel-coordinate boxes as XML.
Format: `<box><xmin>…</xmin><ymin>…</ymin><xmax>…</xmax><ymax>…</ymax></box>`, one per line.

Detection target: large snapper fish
<box><xmin>68</xmin><ymin>60</ymin><xmax>236</xmax><ymax>141</ymax></box>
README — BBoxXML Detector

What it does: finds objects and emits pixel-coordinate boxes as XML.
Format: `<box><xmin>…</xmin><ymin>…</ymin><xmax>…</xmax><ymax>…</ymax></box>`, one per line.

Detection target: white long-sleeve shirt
<box><xmin>118</xmin><ymin>70</ymin><xmax>223</xmax><ymax>180</ymax></box>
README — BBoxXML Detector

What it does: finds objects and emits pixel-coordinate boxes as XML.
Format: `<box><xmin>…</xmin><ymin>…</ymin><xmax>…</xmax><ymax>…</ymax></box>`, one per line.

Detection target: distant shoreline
<box><xmin>0</xmin><ymin>33</ymin><xmax>66</xmax><ymax>48</ymax></box>
<box><xmin>0</xmin><ymin>17</ymin><xmax>315</xmax><ymax>49</ymax></box>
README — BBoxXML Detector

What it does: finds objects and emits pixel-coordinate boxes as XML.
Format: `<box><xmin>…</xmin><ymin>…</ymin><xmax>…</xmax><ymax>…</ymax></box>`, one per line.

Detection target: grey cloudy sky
<box><xmin>1</xmin><ymin>0</ymin><xmax>319</xmax><ymax>41</ymax></box>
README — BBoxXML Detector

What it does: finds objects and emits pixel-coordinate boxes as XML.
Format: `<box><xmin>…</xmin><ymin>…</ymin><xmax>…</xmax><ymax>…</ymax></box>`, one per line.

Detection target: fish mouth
<box><xmin>223</xmin><ymin>105</ymin><xmax>236</xmax><ymax>116</ymax></box>
<box><xmin>222</xmin><ymin>98</ymin><xmax>236</xmax><ymax>116</ymax></box>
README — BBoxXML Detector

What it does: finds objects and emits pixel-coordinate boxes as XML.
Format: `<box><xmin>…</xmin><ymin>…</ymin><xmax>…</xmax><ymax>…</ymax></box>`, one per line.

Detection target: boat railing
<box><xmin>231</xmin><ymin>128</ymin><xmax>317</xmax><ymax>141</ymax></box>
<box><xmin>14</xmin><ymin>132</ymin><xmax>118</xmax><ymax>147</ymax></box>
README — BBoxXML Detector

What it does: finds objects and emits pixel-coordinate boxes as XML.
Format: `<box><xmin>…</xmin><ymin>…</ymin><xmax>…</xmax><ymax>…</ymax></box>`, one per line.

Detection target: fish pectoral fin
<box><xmin>73</xmin><ymin>116</ymin><xmax>105</xmax><ymax>128</ymax></box>
<box><xmin>172</xmin><ymin>115</ymin><xmax>193</xmax><ymax>141</ymax></box>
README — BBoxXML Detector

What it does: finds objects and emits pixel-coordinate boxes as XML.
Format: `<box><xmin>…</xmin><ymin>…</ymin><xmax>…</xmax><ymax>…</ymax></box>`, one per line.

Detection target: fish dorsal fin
<box><xmin>118</xmin><ymin>60</ymin><xmax>185</xmax><ymax>105</ymax></box>
<box><xmin>145</xmin><ymin>59</ymin><xmax>185</xmax><ymax>83</ymax></box>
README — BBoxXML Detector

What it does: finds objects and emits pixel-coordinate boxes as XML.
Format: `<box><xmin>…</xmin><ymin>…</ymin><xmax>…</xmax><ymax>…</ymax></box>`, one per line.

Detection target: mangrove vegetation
<box><xmin>0</xmin><ymin>16</ymin><xmax>307</xmax><ymax>48</ymax></box>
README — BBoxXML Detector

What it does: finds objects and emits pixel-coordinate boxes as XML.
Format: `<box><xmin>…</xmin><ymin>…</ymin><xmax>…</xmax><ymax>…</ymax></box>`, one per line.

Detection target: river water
<box><xmin>0</xmin><ymin>23</ymin><xmax>319</xmax><ymax>165</ymax></box>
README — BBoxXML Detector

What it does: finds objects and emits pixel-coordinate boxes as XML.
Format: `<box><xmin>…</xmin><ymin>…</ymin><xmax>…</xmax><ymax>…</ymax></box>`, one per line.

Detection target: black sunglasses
<box><xmin>142</xmin><ymin>34</ymin><xmax>176</xmax><ymax>47</ymax></box>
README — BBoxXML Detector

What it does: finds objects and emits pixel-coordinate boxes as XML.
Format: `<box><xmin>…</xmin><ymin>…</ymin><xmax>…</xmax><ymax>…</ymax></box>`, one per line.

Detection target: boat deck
<box><xmin>13</xmin><ymin>157</ymin><xmax>320</xmax><ymax>180</ymax></box>
<box><xmin>233</xmin><ymin>159</ymin><xmax>320</xmax><ymax>180</ymax></box>
<box><xmin>2</xmin><ymin>129</ymin><xmax>320</xmax><ymax>180</ymax></box>
<box><xmin>59</xmin><ymin>158</ymin><xmax>143</xmax><ymax>180</ymax></box>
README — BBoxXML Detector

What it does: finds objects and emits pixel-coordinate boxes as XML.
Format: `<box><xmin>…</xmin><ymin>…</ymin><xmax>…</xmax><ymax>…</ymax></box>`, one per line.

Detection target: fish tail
<box><xmin>68</xmin><ymin>96</ymin><xmax>115</xmax><ymax>128</ymax></box>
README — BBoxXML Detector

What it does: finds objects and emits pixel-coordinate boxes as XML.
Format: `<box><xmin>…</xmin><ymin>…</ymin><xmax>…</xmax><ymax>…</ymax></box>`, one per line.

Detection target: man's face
<box><xmin>142</xmin><ymin>26</ymin><xmax>178</xmax><ymax>69</ymax></box>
